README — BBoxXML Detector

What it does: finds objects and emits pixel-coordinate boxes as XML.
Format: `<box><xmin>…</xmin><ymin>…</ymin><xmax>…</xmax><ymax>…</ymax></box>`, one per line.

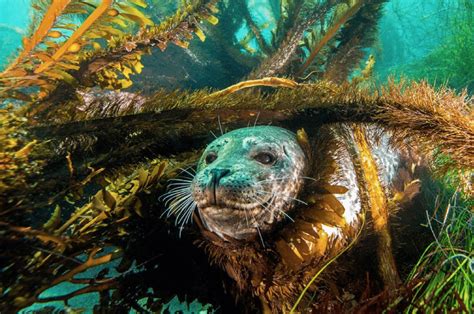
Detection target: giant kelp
<box><xmin>0</xmin><ymin>0</ymin><xmax>473</xmax><ymax>312</ymax></box>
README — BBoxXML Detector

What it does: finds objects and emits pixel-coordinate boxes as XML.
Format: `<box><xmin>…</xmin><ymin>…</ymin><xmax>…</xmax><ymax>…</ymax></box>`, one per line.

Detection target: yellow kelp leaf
<box><xmin>174</xmin><ymin>39</ymin><xmax>189</xmax><ymax>48</ymax></box>
<box><xmin>137</xmin><ymin>168</ymin><xmax>149</xmax><ymax>187</ymax></box>
<box><xmin>295</xmin><ymin>220</ymin><xmax>320</xmax><ymax>239</ymax></box>
<box><xmin>107</xmin><ymin>8</ymin><xmax>120</xmax><ymax>17</ymax></box>
<box><xmin>117</xmin><ymin>3</ymin><xmax>154</xmax><ymax>26</ymax></box>
<box><xmin>43</xmin><ymin>205</ymin><xmax>61</xmax><ymax>231</ymax></box>
<box><xmin>66</xmin><ymin>151</ymin><xmax>74</xmax><ymax>177</ymax></box>
<box><xmin>36</xmin><ymin>53</ymin><xmax>54</xmax><ymax>63</ymax></box>
<box><xmin>15</xmin><ymin>140</ymin><xmax>37</xmax><ymax>158</ymax></box>
<box><xmin>56</xmin><ymin>62</ymin><xmax>80</xmax><ymax>71</ymax></box>
<box><xmin>149</xmin><ymin>161</ymin><xmax>167</xmax><ymax>183</ymax></box>
<box><xmin>307</xmin><ymin>194</ymin><xmax>345</xmax><ymax>216</ymax></box>
<box><xmin>194</xmin><ymin>27</ymin><xmax>206</xmax><ymax>42</ymax></box>
<box><xmin>2</xmin><ymin>69</ymin><xmax>28</xmax><ymax>77</ymax></box>
<box><xmin>56</xmin><ymin>23</ymin><xmax>77</xmax><ymax>30</ymax></box>
<box><xmin>275</xmin><ymin>239</ymin><xmax>304</xmax><ymax>269</ymax></box>
<box><xmin>134</xmin><ymin>198</ymin><xmax>144</xmax><ymax>217</ymax></box>
<box><xmin>122</xmin><ymin>66</ymin><xmax>133</xmax><ymax>79</ymax></box>
<box><xmin>206</xmin><ymin>3</ymin><xmax>219</xmax><ymax>14</ymax></box>
<box><xmin>67</xmin><ymin>43</ymin><xmax>81</xmax><ymax>52</ymax></box>
<box><xmin>92</xmin><ymin>193</ymin><xmax>109</xmax><ymax>212</ymax></box>
<box><xmin>118</xmin><ymin>78</ymin><xmax>133</xmax><ymax>89</ymax></box>
<box><xmin>47</xmin><ymin>30</ymin><xmax>63</xmax><ymax>38</ymax></box>
<box><xmin>303</xmin><ymin>208</ymin><xmax>346</xmax><ymax>227</ymax></box>
<box><xmin>102</xmin><ymin>189</ymin><xmax>117</xmax><ymax>210</ymax></box>
<box><xmin>334</xmin><ymin>3</ymin><xmax>350</xmax><ymax>21</ymax></box>
<box><xmin>98</xmin><ymin>25</ymin><xmax>123</xmax><ymax>37</ymax></box>
<box><xmin>92</xmin><ymin>42</ymin><xmax>102</xmax><ymax>50</ymax></box>
<box><xmin>206</xmin><ymin>15</ymin><xmax>219</xmax><ymax>25</ymax></box>
<box><xmin>292</xmin><ymin>237</ymin><xmax>311</xmax><ymax>259</ymax></box>
<box><xmin>120</xmin><ymin>13</ymin><xmax>152</xmax><ymax>27</ymax></box>
<box><xmin>129</xmin><ymin>0</ymin><xmax>147</xmax><ymax>8</ymax></box>
<box><xmin>110</xmin><ymin>17</ymin><xmax>128</xmax><ymax>28</ymax></box>
<box><xmin>44</xmin><ymin>69</ymin><xmax>77</xmax><ymax>85</ymax></box>
<box><xmin>132</xmin><ymin>60</ymin><xmax>143</xmax><ymax>74</ymax></box>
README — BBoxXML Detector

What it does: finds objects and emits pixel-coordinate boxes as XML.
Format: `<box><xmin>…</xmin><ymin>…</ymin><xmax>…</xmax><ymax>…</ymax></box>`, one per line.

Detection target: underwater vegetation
<box><xmin>382</xmin><ymin>0</ymin><xmax>474</xmax><ymax>93</ymax></box>
<box><xmin>0</xmin><ymin>0</ymin><xmax>472</xmax><ymax>312</ymax></box>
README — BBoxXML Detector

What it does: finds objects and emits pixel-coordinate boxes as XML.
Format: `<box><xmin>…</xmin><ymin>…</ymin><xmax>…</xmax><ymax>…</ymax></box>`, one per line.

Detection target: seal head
<box><xmin>191</xmin><ymin>126</ymin><xmax>307</xmax><ymax>240</ymax></box>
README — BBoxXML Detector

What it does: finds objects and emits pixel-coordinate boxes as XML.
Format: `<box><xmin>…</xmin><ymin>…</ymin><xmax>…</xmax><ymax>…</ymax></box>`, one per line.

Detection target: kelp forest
<box><xmin>0</xmin><ymin>0</ymin><xmax>472</xmax><ymax>313</ymax></box>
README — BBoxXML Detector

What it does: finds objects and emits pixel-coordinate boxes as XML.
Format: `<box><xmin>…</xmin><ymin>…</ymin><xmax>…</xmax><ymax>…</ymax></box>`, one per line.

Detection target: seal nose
<box><xmin>208</xmin><ymin>168</ymin><xmax>230</xmax><ymax>205</ymax></box>
<box><xmin>210</xmin><ymin>168</ymin><xmax>230</xmax><ymax>184</ymax></box>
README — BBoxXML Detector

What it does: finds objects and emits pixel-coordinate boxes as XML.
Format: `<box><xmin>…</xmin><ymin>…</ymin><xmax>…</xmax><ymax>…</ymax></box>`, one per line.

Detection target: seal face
<box><xmin>191</xmin><ymin>126</ymin><xmax>307</xmax><ymax>240</ymax></box>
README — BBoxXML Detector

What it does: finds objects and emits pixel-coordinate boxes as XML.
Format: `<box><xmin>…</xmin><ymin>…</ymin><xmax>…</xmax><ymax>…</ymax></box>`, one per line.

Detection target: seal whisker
<box><xmin>247</xmin><ymin>207</ymin><xmax>265</xmax><ymax>246</ymax></box>
<box><xmin>168</xmin><ymin>178</ymin><xmax>194</xmax><ymax>183</ymax></box>
<box><xmin>252</xmin><ymin>194</ymin><xmax>295</xmax><ymax>223</ymax></box>
<box><xmin>256</xmin><ymin>175</ymin><xmax>319</xmax><ymax>184</ymax></box>
<box><xmin>162</xmin><ymin>192</ymin><xmax>193</xmax><ymax>217</ymax></box>
<box><xmin>168</xmin><ymin>192</ymin><xmax>193</xmax><ymax>209</ymax></box>
<box><xmin>253</xmin><ymin>111</ymin><xmax>260</xmax><ymax>127</ymax></box>
<box><xmin>217</xmin><ymin>115</ymin><xmax>224</xmax><ymax>135</ymax></box>
<box><xmin>161</xmin><ymin>188</ymin><xmax>191</xmax><ymax>204</ymax></box>
<box><xmin>167</xmin><ymin>182</ymin><xmax>193</xmax><ymax>188</ymax></box>
<box><xmin>160</xmin><ymin>190</ymin><xmax>188</xmax><ymax>203</ymax></box>
<box><xmin>255</xmin><ymin>223</ymin><xmax>265</xmax><ymax>247</ymax></box>
<box><xmin>243</xmin><ymin>207</ymin><xmax>251</xmax><ymax>228</ymax></box>
<box><xmin>256</xmin><ymin>190</ymin><xmax>308</xmax><ymax>206</ymax></box>
<box><xmin>183</xmin><ymin>201</ymin><xmax>197</xmax><ymax>225</ymax></box>
<box><xmin>170</xmin><ymin>196</ymin><xmax>195</xmax><ymax>222</ymax></box>
<box><xmin>164</xmin><ymin>183</ymin><xmax>192</xmax><ymax>191</ymax></box>
<box><xmin>175</xmin><ymin>197</ymin><xmax>196</xmax><ymax>226</ymax></box>
<box><xmin>178</xmin><ymin>167</ymin><xmax>197</xmax><ymax>178</ymax></box>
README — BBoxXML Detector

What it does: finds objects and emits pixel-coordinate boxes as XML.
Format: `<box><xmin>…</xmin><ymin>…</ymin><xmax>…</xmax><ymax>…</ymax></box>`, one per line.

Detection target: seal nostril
<box><xmin>210</xmin><ymin>168</ymin><xmax>230</xmax><ymax>185</ymax></box>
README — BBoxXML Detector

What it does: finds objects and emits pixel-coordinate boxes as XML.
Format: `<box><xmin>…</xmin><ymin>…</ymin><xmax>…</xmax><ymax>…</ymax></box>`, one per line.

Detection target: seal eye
<box><xmin>254</xmin><ymin>152</ymin><xmax>276</xmax><ymax>165</ymax></box>
<box><xmin>205</xmin><ymin>152</ymin><xmax>218</xmax><ymax>164</ymax></box>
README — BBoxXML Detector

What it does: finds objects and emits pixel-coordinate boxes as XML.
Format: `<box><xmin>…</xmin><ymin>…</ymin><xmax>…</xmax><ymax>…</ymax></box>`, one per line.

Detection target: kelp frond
<box><xmin>80</xmin><ymin>0</ymin><xmax>220</xmax><ymax>88</ymax></box>
<box><xmin>3</xmin><ymin>0</ymin><xmax>71</xmax><ymax>73</ymax></box>
<box><xmin>0</xmin><ymin>156</ymin><xmax>175</xmax><ymax>311</ymax></box>
<box><xmin>296</xmin><ymin>0</ymin><xmax>365</xmax><ymax>76</ymax></box>
<box><xmin>0</xmin><ymin>106</ymin><xmax>43</xmax><ymax>210</ymax></box>
<box><xmin>249</xmin><ymin>0</ymin><xmax>337</xmax><ymax>78</ymax></box>
<box><xmin>324</xmin><ymin>0</ymin><xmax>387</xmax><ymax>83</ymax></box>
<box><xmin>30</xmin><ymin>79</ymin><xmax>473</xmax><ymax>174</ymax></box>
<box><xmin>0</xmin><ymin>0</ymin><xmax>221</xmax><ymax>100</ymax></box>
<box><xmin>0</xmin><ymin>0</ymin><xmax>153</xmax><ymax>99</ymax></box>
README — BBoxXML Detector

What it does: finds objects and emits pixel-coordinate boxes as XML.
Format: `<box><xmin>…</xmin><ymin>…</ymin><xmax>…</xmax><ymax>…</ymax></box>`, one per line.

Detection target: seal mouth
<box><xmin>196</xmin><ymin>193</ymin><xmax>273</xmax><ymax>212</ymax></box>
<box><xmin>197</xmin><ymin>204</ymin><xmax>273</xmax><ymax>240</ymax></box>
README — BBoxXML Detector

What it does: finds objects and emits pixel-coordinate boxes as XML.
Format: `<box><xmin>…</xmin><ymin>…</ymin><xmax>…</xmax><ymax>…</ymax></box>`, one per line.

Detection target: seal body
<box><xmin>163</xmin><ymin>124</ymin><xmax>417</xmax><ymax>312</ymax></box>
<box><xmin>191</xmin><ymin>126</ymin><xmax>307</xmax><ymax>240</ymax></box>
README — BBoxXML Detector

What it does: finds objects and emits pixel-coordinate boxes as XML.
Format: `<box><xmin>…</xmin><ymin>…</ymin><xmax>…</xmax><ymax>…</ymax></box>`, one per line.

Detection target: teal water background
<box><xmin>1</xmin><ymin>0</ymin><xmax>472</xmax><ymax>92</ymax></box>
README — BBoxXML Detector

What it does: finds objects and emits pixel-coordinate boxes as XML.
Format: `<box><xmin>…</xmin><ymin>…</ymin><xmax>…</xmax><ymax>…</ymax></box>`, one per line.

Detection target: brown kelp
<box><xmin>0</xmin><ymin>0</ymin><xmax>472</xmax><ymax>312</ymax></box>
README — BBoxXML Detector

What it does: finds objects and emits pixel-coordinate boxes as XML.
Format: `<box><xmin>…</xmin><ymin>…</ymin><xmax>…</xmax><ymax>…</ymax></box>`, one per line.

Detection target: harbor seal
<box><xmin>161</xmin><ymin>125</ymin><xmax>363</xmax><ymax>241</ymax></box>
<box><xmin>191</xmin><ymin>126</ymin><xmax>307</xmax><ymax>240</ymax></box>
<box><xmin>160</xmin><ymin>124</ymin><xmax>419</xmax><ymax>312</ymax></box>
